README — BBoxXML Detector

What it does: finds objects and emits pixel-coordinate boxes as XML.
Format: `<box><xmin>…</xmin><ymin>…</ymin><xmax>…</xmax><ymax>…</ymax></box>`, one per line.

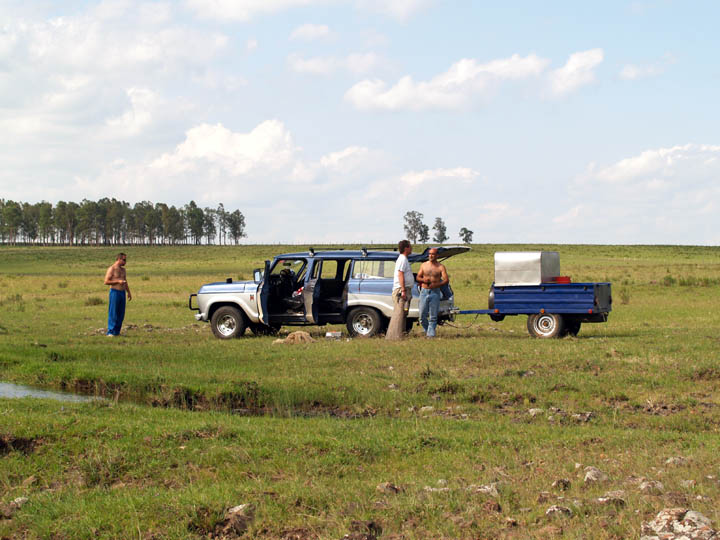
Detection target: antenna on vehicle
<box><xmin>361</xmin><ymin>247</ymin><xmax>368</xmax><ymax>257</ymax></box>
<box><xmin>309</xmin><ymin>247</ymin><xmax>315</xmax><ymax>257</ymax></box>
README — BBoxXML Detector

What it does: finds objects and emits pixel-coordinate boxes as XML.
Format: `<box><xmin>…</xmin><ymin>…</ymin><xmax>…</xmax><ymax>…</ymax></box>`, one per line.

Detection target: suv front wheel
<box><xmin>346</xmin><ymin>307</ymin><xmax>382</xmax><ymax>338</ymax></box>
<box><xmin>211</xmin><ymin>306</ymin><xmax>247</xmax><ymax>339</ymax></box>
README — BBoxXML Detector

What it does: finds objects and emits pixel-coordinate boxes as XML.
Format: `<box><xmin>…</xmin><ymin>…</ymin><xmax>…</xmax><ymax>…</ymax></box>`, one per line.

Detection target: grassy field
<box><xmin>1</xmin><ymin>244</ymin><xmax>720</xmax><ymax>539</ymax></box>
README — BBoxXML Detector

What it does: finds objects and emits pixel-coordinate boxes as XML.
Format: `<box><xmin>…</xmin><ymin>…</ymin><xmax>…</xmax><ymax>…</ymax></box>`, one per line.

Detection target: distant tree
<box><xmin>2</xmin><ymin>200</ymin><xmax>22</xmax><ymax>244</ymax></box>
<box><xmin>459</xmin><ymin>227</ymin><xmax>473</xmax><ymax>244</ymax></box>
<box><xmin>0</xmin><ymin>198</ymin><xmax>246</xmax><ymax>246</ymax></box>
<box><xmin>418</xmin><ymin>223</ymin><xmax>430</xmax><ymax>243</ymax></box>
<box><xmin>403</xmin><ymin>210</ymin><xmax>425</xmax><ymax>243</ymax></box>
<box><xmin>185</xmin><ymin>201</ymin><xmax>204</xmax><ymax>244</ymax></box>
<box><xmin>432</xmin><ymin>217</ymin><xmax>448</xmax><ymax>243</ymax></box>
<box><xmin>21</xmin><ymin>202</ymin><xmax>39</xmax><ymax>243</ymax></box>
<box><xmin>0</xmin><ymin>199</ymin><xmax>6</xmax><ymax>243</ymax></box>
<box><xmin>227</xmin><ymin>210</ymin><xmax>246</xmax><ymax>244</ymax></box>
<box><xmin>216</xmin><ymin>203</ymin><xmax>228</xmax><ymax>245</ymax></box>
<box><xmin>203</xmin><ymin>207</ymin><xmax>217</xmax><ymax>244</ymax></box>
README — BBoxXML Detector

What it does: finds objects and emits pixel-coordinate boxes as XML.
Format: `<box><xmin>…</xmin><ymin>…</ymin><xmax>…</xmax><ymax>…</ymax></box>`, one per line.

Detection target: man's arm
<box><xmin>438</xmin><ymin>264</ymin><xmax>449</xmax><ymax>288</ymax></box>
<box><xmin>416</xmin><ymin>263</ymin><xmax>427</xmax><ymax>285</ymax></box>
<box><xmin>125</xmin><ymin>280</ymin><xmax>132</xmax><ymax>301</ymax></box>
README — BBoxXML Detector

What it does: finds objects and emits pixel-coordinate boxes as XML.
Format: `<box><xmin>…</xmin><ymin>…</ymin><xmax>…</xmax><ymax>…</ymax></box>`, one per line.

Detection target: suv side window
<box><xmin>352</xmin><ymin>259</ymin><xmax>394</xmax><ymax>279</ymax></box>
<box><xmin>320</xmin><ymin>259</ymin><xmax>338</xmax><ymax>279</ymax></box>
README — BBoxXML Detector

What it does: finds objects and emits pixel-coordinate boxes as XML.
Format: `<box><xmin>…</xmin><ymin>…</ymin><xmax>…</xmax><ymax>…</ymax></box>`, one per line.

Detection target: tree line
<box><xmin>403</xmin><ymin>211</ymin><xmax>473</xmax><ymax>244</ymax></box>
<box><xmin>0</xmin><ymin>199</ymin><xmax>246</xmax><ymax>245</ymax></box>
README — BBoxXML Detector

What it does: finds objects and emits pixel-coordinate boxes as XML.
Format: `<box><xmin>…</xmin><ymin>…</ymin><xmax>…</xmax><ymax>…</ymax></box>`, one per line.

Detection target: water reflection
<box><xmin>0</xmin><ymin>382</ymin><xmax>99</xmax><ymax>402</ymax></box>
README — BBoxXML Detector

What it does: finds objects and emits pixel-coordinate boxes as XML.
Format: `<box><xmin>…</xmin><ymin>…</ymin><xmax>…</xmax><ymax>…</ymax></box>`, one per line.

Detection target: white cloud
<box><xmin>345</xmin><ymin>53</ymin><xmax>549</xmax><ymax>110</ymax></box>
<box><xmin>548</xmin><ymin>48</ymin><xmax>604</xmax><ymax>97</ymax></box>
<box><xmin>552</xmin><ymin>205</ymin><xmax>583</xmax><ymax>225</ymax></box>
<box><xmin>288</xmin><ymin>52</ymin><xmax>383</xmax><ymax>75</ymax></box>
<box><xmin>105</xmin><ymin>87</ymin><xmax>161</xmax><ymax>136</ymax></box>
<box><xmin>619</xmin><ymin>54</ymin><xmax>673</xmax><ymax>80</ymax></box>
<box><xmin>400</xmin><ymin>167</ymin><xmax>479</xmax><ymax>188</ymax></box>
<box><xmin>246</xmin><ymin>38</ymin><xmax>258</xmax><ymax>51</ymax></box>
<box><xmin>587</xmin><ymin>144</ymin><xmax>720</xmax><ymax>185</ymax></box>
<box><xmin>561</xmin><ymin>144</ymin><xmax>720</xmax><ymax>243</ymax></box>
<box><xmin>288</xmin><ymin>53</ymin><xmax>338</xmax><ymax>75</ymax></box>
<box><xmin>151</xmin><ymin>120</ymin><xmax>299</xmax><ymax>176</ymax></box>
<box><xmin>620</xmin><ymin>63</ymin><xmax>661</xmax><ymax>80</ymax></box>
<box><xmin>186</xmin><ymin>0</ymin><xmax>334</xmax><ymax>21</ymax></box>
<box><xmin>290</xmin><ymin>23</ymin><xmax>331</xmax><ymax>41</ymax></box>
<box><xmin>355</xmin><ymin>0</ymin><xmax>434</xmax><ymax>20</ymax></box>
<box><xmin>186</xmin><ymin>0</ymin><xmax>431</xmax><ymax>21</ymax></box>
<box><xmin>345</xmin><ymin>52</ymin><xmax>382</xmax><ymax>74</ymax></box>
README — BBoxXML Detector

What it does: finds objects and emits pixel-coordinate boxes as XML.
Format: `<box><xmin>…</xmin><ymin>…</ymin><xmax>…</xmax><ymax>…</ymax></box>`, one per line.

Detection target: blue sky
<box><xmin>1</xmin><ymin>0</ymin><xmax>719</xmax><ymax>244</ymax></box>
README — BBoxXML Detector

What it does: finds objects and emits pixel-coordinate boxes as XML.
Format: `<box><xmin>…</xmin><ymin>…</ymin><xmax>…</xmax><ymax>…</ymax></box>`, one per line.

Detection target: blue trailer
<box><xmin>454</xmin><ymin>252</ymin><xmax>612</xmax><ymax>338</ymax></box>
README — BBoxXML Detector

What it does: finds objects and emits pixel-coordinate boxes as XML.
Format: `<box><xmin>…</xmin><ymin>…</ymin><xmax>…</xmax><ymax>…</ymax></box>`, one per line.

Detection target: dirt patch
<box><xmin>0</xmin><ymin>434</ymin><xmax>38</xmax><ymax>455</ymax></box>
<box><xmin>691</xmin><ymin>367</ymin><xmax>720</xmax><ymax>381</ymax></box>
<box><xmin>276</xmin><ymin>527</ymin><xmax>319</xmax><ymax>540</ymax></box>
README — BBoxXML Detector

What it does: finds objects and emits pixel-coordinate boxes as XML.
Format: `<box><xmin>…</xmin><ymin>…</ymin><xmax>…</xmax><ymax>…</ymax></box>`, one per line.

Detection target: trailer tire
<box><xmin>211</xmin><ymin>306</ymin><xmax>247</xmax><ymax>339</ymax></box>
<box><xmin>527</xmin><ymin>313</ymin><xmax>564</xmax><ymax>339</ymax></box>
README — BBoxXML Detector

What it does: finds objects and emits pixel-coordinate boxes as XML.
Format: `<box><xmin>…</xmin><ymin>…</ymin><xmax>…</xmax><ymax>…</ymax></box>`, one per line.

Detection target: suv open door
<box><xmin>257</xmin><ymin>260</ymin><xmax>271</xmax><ymax>325</ymax></box>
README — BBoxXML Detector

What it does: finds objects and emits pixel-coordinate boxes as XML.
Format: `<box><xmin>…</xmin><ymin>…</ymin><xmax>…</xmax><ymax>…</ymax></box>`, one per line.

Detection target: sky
<box><xmin>1</xmin><ymin>0</ymin><xmax>719</xmax><ymax>244</ymax></box>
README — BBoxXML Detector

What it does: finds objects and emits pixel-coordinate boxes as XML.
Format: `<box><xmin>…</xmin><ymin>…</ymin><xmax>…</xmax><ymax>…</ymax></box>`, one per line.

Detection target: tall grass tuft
<box><xmin>84</xmin><ymin>296</ymin><xmax>104</xmax><ymax>306</ymax></box>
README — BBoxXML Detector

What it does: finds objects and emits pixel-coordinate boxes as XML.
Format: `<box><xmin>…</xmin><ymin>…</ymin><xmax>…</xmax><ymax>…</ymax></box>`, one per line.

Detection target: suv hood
<box><xmin>198</xmin><ymin>280</ymin><xmax>259</xmax><ymax>294</ymax></box>
<box><xmin>409</xmin><ymin>246</ymin><xmax>470</xmax><ymax>263</ymax></box>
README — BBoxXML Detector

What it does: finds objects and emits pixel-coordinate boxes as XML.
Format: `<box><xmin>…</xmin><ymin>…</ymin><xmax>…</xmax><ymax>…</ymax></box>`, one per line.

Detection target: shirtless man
<box><xmin>104</xmin><ymin>253</ymin><xmax>132</xmax><ymax>336</ymax></box>
<box><xmin>416</xmin><ymin>248</ymin><xmax>449</xmax><ymax>338</ymax></box>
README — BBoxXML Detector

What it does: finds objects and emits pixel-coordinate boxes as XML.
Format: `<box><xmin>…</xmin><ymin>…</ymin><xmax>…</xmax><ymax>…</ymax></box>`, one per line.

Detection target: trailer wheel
<box><xmin>527</xmin><ymin>313</ymin><xmax>564</xmax><ymax>339</ymax></box>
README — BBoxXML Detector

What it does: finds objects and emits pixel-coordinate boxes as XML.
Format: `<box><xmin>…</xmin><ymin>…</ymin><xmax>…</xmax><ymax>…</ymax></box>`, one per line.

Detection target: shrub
<box><xmin>84</xmin><ymin>297</ymin><xmax>104</xmax><ymax>306</ymax></box>
<box><xmin>619</xmin><ymin>287</ymin><xmax>631</xmax><ymax>305</ymax></box>
<box><xmin>58</xmin><ymin>281</ymin><xmax>69</xmax><ymax>288</ymax></box>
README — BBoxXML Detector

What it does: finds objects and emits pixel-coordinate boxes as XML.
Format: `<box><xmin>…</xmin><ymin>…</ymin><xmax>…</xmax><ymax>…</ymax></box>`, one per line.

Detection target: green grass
<box><xmin>1</xmin><ymin>244</ymin><xmax>720</xmax><ymax>539</ymax></box>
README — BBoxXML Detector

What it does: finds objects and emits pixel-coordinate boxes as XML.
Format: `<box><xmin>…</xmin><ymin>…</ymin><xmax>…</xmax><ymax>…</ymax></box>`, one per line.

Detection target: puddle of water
<box><xmin>0</xmin><ymin>382</ymin><xmax>99</xmax><ymax>403</ymax></box>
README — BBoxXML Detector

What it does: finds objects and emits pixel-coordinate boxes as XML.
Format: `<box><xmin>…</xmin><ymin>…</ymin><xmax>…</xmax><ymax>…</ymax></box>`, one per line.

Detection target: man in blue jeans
<box><xmin>103</xmin><ymin>253</ymin><xmax>132</xmax><ymax>336</ymax></box>
<box><xmin>416</xmin><ymin>248</ymin><xmax>449</xmax><ymax>338</ymax></box>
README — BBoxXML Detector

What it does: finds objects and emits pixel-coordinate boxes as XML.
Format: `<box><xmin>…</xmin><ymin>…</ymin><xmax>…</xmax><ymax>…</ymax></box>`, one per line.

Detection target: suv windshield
<box><xmin>271</xmin><ymin>258</ymin><xmax>307</xmax><ymax>282</ymax></box>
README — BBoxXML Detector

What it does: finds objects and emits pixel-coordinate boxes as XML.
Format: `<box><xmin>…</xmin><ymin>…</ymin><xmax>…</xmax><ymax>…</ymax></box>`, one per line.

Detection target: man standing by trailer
<box><xmin>104</xmin><ymin>253</ymin><xmax>132</xmax><ymax>336</ymax></box>
<box><xmin>386</xmin><ymin>240</ymin><xmax>414</xmax><ymax>340</ymax></box>
<box><xmin>417</xmin><ymin>248</ymin><xmax>449</xmax><ymax>338</ymax></box>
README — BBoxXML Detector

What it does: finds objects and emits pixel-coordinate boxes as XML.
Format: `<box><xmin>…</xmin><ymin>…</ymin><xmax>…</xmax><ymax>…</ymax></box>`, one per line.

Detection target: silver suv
<box><xmin>189</xmin><ymin>246</ymin><xmax>469</xmax><ymax>339</ymax></box>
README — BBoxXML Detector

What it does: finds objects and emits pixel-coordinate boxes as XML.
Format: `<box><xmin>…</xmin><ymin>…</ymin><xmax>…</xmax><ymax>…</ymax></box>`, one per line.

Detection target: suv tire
<box><xmin>346</xmin><ymin>307</ymin><xmax>382</xmax><ymax>338</ymax></box>
<box><xmin>211</xmin><ymin>306</ymin><xmax>247</xmax><ymax>339</ymax></box>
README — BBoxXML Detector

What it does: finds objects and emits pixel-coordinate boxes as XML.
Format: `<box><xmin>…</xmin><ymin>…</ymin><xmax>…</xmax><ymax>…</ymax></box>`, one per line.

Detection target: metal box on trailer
<box><xmin>494</xmin><ymin>251</ymin><xmax>560</xmax><ymax>286</ymax></box>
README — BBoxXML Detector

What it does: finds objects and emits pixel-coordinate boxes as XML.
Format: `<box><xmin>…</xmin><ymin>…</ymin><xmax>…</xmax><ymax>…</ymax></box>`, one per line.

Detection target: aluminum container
<box><xmin>494</xmin><ymin>251</ymin><xmax>560</xmax><ymax>286</ymax></box>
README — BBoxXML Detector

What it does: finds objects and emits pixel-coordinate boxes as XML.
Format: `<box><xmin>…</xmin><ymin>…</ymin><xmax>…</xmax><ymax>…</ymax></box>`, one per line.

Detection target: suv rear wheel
<box><xmin>346</xmin><ymin>307</ymin><xmax>382</xmax><ymax>338</ymax></box>
<box><xmin>211</xmin><ymin>306</ymin><xmax>247</xmax><ymax>339</ymax></box>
